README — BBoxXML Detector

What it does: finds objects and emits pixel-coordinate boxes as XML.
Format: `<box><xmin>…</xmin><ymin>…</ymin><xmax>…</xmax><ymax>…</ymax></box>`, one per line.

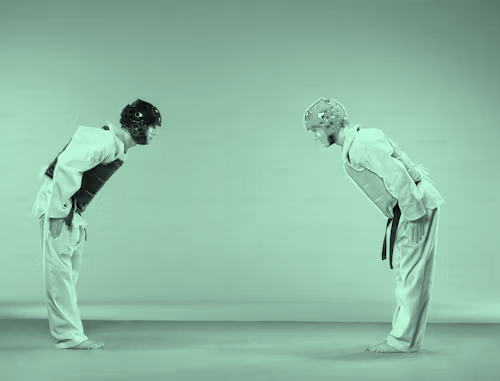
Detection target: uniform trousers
<box><xmin>38</xmin><ymin>207</ymin><xmax>440</xmax><ymax>351</ymax></box>
<box><xmin>39</xmin><ymin>214</ymin><xmax>88</xmax><ymax>349</ymax></box>
<box><xmin>386</xmin><ymin>207</ymin><xmax>440</xmax><ymax>352</ymax></box>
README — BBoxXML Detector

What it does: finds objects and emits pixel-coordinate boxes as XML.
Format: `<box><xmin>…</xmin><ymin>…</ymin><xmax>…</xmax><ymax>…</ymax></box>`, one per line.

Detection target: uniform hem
<box><xmin>55</xmin><ymin>337</ymin><xmax>88</xmax><ymax>349</ymax></box>
<box><xmin>386</xmin><ymin>336</ymin><xmax>421</xmax><ymax>353</ymax></box>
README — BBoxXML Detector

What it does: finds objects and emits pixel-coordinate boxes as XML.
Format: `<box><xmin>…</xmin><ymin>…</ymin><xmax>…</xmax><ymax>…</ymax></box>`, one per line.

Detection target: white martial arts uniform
<box><xmin>342</xmin><ymin>124</ymin><xmax>445</xmax><ymax>352</ymax></box>
<box><xmin>32</xmin><ymin>120</ymin><xmax>443</xmax><ymax>352</ymax></box>
<box><xmin>32</xmin><ymin>121</ymin><xmax>128</xmax><ymax>348</ymax></box>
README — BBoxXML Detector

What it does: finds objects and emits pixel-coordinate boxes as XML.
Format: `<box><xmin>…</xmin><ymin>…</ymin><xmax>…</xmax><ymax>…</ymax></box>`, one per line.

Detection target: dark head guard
<box><xmin>120</xmin><ymin>99</ymin><xmax>162</xmax><ymax>145</ymax></box>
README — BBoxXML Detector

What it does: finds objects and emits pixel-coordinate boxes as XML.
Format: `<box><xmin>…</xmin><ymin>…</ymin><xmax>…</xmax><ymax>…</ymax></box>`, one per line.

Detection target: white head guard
<box><xmin>303</xmin><ymin>98</ymin><xmax>347</xmax><ymax>136</ymax></box>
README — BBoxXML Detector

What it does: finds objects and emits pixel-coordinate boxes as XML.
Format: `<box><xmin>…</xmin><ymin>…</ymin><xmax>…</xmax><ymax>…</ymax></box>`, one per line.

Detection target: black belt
<box><xmin>64</xmin><ymin>198</ymin><xmax>76</xmax><ymax>227</ymax></box>
<box><xmin>382</xmin><ymin>204</ymin><xmax>401</xmax><ymax>269</ymax></box>
<box><xmin>63</xmin><ymin>199</ymin><xmax>87</xmax><ymax>241</ymax></box>
<box><xmin>382</xmin><ymin>180</ymin><xmax>420</xmax><ymax>269</ymax></box>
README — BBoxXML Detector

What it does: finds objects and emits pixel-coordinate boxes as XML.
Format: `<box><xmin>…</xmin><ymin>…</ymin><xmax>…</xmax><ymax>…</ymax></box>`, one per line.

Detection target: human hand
<box><xmin>405</xmin><ymin>215</ymin><xmax>425</xmax><ymax>244</ymax></box>
<box><xmin>49</xmin><ymin>218</ymin><xmax>65</xmax><ymax>238</ymax></box>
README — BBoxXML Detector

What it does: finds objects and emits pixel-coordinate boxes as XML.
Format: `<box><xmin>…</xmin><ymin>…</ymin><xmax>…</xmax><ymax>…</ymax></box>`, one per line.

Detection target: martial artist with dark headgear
<box><xmin>32</xmin><ymin>99</ymin><xmax>161</xmax><ymax>350</ymax></box>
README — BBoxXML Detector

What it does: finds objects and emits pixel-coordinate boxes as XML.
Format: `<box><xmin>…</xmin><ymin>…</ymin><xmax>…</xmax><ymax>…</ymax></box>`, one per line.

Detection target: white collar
<box><xmin>341</xmin><ymin>124</ymin><xmax>362</xmax><ymax>164</ymax></box>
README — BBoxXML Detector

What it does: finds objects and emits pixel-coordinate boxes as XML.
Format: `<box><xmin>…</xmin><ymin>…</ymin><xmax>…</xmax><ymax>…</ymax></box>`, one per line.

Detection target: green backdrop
<box><xmin>1</xmin><ymin>0</ymin><xmax>498</xmax><ymax>322</ymax></box>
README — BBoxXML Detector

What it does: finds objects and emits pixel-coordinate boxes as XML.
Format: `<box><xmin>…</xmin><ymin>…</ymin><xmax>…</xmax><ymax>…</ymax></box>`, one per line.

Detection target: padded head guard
<box><xmin>120</xmin><ymin>99</ymin><xmax>162</xmax><ymax>145</ymax></box>
<box><xmin>304</xmin><ymin>98</ymin><xmax>347</xmax><ymax>136</ymax></box>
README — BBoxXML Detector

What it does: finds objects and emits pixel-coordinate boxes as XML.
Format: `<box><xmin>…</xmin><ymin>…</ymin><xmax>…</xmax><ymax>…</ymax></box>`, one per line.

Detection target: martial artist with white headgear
<box><xmin>304</xmin><ymin>98</ymin><xmax>444</xmax><ymax>353</ymax></box>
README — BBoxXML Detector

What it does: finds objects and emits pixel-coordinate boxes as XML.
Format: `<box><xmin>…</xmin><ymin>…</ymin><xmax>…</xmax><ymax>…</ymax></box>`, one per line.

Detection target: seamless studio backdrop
<box><xmin>1</xmin><ymin>0</ymin><xmax>499</xmax><ymax>323</ymax></box>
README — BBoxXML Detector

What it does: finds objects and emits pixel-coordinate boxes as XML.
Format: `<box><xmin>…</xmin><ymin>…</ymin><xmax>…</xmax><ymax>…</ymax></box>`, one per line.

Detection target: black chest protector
<box><xmin>44</xmin><ymin>126</ymin><xmax>124</xmax><ymax>226</ymax></box>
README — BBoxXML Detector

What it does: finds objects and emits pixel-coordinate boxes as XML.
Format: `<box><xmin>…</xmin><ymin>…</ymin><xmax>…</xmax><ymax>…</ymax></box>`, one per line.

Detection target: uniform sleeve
<box><xmin>47</xmin><ymin>129</ymin><xmax>110</xmax><ymax>219</ymax></box>
<box><xmin>351</xmin><ymin>133</ymin><xmax>427</xmax><ymax>222</ymax></box>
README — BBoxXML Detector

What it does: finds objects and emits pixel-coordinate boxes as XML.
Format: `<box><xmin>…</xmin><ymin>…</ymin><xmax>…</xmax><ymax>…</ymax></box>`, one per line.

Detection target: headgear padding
<box><xmin>304</xmin><ymin>98</ymin><xmax>347</xmax><ymax>134</ymax></box>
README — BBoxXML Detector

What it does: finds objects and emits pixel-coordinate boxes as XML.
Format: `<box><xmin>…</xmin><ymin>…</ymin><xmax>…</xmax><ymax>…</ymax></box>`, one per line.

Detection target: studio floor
<box><xmin>0</xmin><ymin>320</ymin><xmax>498</xmax><ymax>381</ymax></box>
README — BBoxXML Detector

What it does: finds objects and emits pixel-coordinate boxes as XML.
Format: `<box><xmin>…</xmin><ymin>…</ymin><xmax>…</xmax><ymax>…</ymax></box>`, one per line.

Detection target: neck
<box><xmin>335</xmin><ymin>127</ymin><xmax>346</xmax><ymax>148</ymax></box>
<box><xmin>121</xmin><ymin>128</ymin><xmax>137</xmax><ymax>152</ymax></box>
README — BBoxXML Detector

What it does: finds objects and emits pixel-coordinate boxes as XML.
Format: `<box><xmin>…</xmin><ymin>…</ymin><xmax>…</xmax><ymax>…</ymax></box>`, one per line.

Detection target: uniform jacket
<box><xmin>342</xmin><ymin>124</ymin><xmax>444</xmax><ymax>222</ymax></box>
<box><xmin>32</xmin><ymin>121</ymin><xmax>129</xmax><ymax>227</ymax></box>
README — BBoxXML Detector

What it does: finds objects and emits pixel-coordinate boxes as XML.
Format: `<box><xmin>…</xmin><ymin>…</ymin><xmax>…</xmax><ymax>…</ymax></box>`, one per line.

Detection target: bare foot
<box><xmin>68</xmin><ymin>339</ymin><xmax>104</xmax><ymax>350</ymax></box>
<box><xmin>366</xmin><ymin>340</ymin><xmax>403</xmax><ymax>353</ymax></box>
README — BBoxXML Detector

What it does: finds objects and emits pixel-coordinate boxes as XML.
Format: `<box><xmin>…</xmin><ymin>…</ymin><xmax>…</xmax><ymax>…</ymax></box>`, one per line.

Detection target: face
<box><xmin>145</xmin><ymin>125</ymin><xmax>159</xmax><ymax>144</ymax></box>
<box><xmin>310</xmin><ymin>127</ymin><xmax>334</xmax><ymax>147</ymax></box>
